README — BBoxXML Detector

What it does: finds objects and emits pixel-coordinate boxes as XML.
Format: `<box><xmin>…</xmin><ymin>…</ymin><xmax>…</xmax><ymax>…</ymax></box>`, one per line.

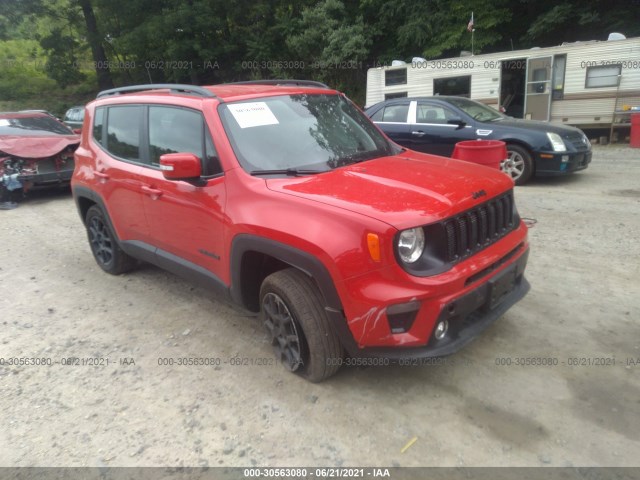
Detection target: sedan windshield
<box><xmin>0</xmin><ymin>115</ymin><xmax>75</xmax><ymax>136</ymax></box>
<box><xmin>445</xmin><ymin>97</ymin><xmax>504</xmax><ymax>122</ymax></box>
<box><xmin>219</xmin><ymin>94</ymin><xmax>396</xmax><ymax>174</ymax></box>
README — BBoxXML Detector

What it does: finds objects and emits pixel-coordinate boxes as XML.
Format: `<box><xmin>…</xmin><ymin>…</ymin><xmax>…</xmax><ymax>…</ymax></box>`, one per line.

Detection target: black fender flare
<box><xmin>72</xmin><ymin>185</ymin><xmax>118</xmax><ymax>234</ymax></box>
<box><xmin>229</xmin><ymin>234</ymin><xmax>358</xmax><ymax>354</ymax></box>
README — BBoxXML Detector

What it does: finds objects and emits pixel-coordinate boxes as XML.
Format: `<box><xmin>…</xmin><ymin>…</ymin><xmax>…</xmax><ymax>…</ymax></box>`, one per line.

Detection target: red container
<box><xmin>451</xmin><ymin>140</ymin><xmax>507</xmax><ymax>170</ymax></box>
<box><xmin>631</xmin><ymin>113</ymin><xmax>640</xmax><ymax>148</ymax></box>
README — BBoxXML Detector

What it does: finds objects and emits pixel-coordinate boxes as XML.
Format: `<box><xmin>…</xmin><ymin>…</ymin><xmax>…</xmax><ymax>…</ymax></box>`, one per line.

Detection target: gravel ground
<box><xmin>0</xmin><ymin>145</ymin><xmax>638</xmax><ymax>467</ymax></box>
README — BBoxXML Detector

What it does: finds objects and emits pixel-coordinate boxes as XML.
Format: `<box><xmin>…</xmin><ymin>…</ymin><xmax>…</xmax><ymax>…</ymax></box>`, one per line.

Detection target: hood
<box><xmin>489</xmin><ymin>117</ymin><xmax>584</xmax><ymax>135</ymax></box>
<box><xmin>0</xmin><ymin>135</ymin><xmax>80</xmax><ymax>158</ymax></box>
<box><xmin>265</xmin><ymin>151</ymin><xmax>514</xmax><ymax>230</ymax></box>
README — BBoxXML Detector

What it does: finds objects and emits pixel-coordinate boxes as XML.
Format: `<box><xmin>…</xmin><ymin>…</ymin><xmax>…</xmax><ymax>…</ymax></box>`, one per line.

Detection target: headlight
<box><xmin>546</xmin><ymin>132</ymin><xmax>567</xmax><ymax>152</ymax></box>
<box><xmin>582</xmin><ymin>133</ymin><xmax>591</xmax><ymax>148</ymax></box>
<box><xmin>397</xmin><ymin>227</ymin><xmax>425</xmax><ymax>264</ymax></box>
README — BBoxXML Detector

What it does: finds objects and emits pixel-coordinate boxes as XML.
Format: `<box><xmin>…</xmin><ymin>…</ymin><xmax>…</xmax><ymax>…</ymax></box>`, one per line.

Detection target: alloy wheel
<box><xmin>88</xmin><ymin>216</ymin><xmax>114</xmax><ymax>267</ymax></box>
<box><xmin>262</xmin><ymin>292</ymin><xmax>303</xmax><ymax>372</ymax></box>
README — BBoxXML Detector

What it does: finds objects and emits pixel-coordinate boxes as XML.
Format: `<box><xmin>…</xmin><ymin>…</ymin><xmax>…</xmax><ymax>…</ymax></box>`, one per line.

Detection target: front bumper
<box><xmin>353</xmin><ymin>253</ymin><xmax>529</xmax><ymax>359</ymax></box>
<box><xmin>18</xmin><ymin>168</ymin><xmax>74</xmax><ymax>185</ymax></box>
<box><xmin>535</xmin><ymin>150</ymin><xmax>592</xmax><ymax>176</ymax></box>
<box><xmin>329</xmin><ymin>236</ymin><xmax>530</xmax><ymax>359</ymax></box>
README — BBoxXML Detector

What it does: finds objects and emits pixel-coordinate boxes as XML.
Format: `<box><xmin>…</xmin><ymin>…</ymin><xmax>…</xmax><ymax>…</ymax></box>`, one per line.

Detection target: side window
<box><xmin>370</xmin><ymin>108</ymin><xmax>384</xmax><ymax>122</ymax></box>
<box><xmin>384</xmin><ymin>92</ymin><xmax>408</xmax><ymax>100</ymax></box>
<box><xmin>585</xmin><ymin>64</ymin><xmax>621</xmax><ymax>88</ymax></box>
<box><xmin>106</xmin><ymin>106</ymin><xmax>142</xmax><ymax>161</ymax></box>
<box><xmin>148</xmin><ymin>106</ymin><xmax>222</xmax><ymax>176</ymax></box>
<box><xmin>416</xmin><ymin>104</ymin><xmax>456</xmax><ymax>124</ymax></box>
<box><xmin>552</xmin><ymin>54</ymin><xmax>567</xmax><ymax>99</ymax></box>
<box><xmin>149</xmin><ymin>106</ymin><xmax>203</xmax><ymax>167</ymax></box>
<box><xmin>385</xmin><ymin>68</ymin><xmax>407</xmax><ymax>86</ymax></box>
<box><xmin>93</xmin><ymin>107</ymin><xmax>104</xmax><ymax>145</ymax></box>
<box><xmin>433</xmin><ymin>75</ymin><xmax>471</xmax><ymax>97</ymax></box>
<box><xmin>381</xmin><ymin>104</ymin><xmax>409</xmax><ymax>123</ymax></box>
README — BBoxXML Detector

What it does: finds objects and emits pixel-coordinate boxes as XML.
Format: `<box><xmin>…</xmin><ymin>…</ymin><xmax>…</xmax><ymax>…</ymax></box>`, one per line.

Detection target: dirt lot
<box><xmin>1</xmin><ymin>145</ymin><xmax>639</xmax><ymax>468</ymax></box>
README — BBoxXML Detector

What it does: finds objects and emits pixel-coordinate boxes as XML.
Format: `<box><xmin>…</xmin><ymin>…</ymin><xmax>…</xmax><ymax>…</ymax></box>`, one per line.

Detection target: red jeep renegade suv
<box><xmin>72</xmin><ymin>81</ymin><xmax>530</xmax><ymax>382</ymax></box>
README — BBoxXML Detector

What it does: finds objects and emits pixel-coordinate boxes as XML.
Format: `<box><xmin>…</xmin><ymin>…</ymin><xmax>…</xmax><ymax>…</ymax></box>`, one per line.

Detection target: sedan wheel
<box><xmin>504</xmin><ymin>144</ymin><xmax>534</xmax><ymax>185</ymax></box>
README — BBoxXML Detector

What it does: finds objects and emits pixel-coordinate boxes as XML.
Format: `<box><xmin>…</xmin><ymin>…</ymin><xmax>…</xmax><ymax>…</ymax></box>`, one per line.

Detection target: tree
<box><xmin>286</xmin><ymin>0</ymin><xmax>371</xmax><ymax>98</ymax></box>
<box><xmin>77</xmin><ymin>0</ymin><xmax>112</xmax><ymax>89</ymax></box>
<box><xmin>361</xmin><ymin>0</ymin><xmax>512</xmax><ymax>61</ymax></box>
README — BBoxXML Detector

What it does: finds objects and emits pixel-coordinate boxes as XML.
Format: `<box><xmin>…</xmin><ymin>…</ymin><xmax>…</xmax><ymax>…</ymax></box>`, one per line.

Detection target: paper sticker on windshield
<box><xmin>0</xmin><ymin>119</ymin><xmax>10</xmax><ymax>126</ymax></box>
<box><xmin>227</xmin><ymin>102</ymin><xmax>279</xmax><ymax>129</ymax></box>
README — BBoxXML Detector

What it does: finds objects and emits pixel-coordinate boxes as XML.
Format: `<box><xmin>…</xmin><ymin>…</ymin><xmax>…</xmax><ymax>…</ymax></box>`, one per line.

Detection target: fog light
<box><xmin>387</xmin><ymin>301</ymin><xmax>420</xmax><ymax>334</ymax></box>
<box><xmin>561</xmin><ymin>155</ymin><xmax>569</xmax><ymax>163</ymax></box>
<box><xmin>434</xmin><ymin>320</ymin><xmax>449</xmax><ymax>340</ymax></box>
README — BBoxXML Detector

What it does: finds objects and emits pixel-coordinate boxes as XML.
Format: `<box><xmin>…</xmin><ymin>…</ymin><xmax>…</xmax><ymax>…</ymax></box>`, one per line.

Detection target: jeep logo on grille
<box><xmin>472</xmin><ymin>189</ymin><xmax>487</xmax><ymax>199</ymax></box>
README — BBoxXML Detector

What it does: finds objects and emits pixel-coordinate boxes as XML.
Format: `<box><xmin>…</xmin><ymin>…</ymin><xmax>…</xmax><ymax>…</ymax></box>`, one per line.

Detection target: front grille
<box><xmin>562</xmin><ymin>132</ymin><xmax>589</xmax><ymax>151</ymax></box>
<box><xmin>442</xmin><ymin>191</ymin><xmax>517</xmax><ymax>263</ymax></box>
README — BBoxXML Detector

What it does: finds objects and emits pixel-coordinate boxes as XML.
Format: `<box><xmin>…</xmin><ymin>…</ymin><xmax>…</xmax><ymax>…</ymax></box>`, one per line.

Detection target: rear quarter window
<box><xmin>93</xmin><ymin>107</ymin><xmax>104</xmax><ymax>145</ymax></box>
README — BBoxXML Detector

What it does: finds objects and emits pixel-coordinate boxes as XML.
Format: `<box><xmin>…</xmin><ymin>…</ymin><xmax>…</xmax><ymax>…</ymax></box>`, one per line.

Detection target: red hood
<box><xmin>0</xmin><ymin>135</ymin><xmax>79</xmax><ymax>158</ymax></box>
<box><xmin>265</xmin><ymin>151</ymin><xmax>515</xmax><ymax>229</ymax></box>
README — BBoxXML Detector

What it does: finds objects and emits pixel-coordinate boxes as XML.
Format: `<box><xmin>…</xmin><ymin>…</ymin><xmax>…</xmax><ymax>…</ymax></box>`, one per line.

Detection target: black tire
<box><xmin>504</xmin><ymin>144</ymin><xmax>534</xmax><ymax>185</ymax></box>
<box><xmin>260</xmin><ymin>268</ymin><xmax>343</xmax><ymax>382</ymax></box>
<box><xmin>85</xmin><ymin>205</ymin><xmax>137</xmax><ymax>275</ymax></box>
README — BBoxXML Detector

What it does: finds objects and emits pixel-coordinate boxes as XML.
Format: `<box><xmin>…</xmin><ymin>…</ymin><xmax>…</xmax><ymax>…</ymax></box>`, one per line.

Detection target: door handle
<box><xmin>141</xmin><ymin>186</ymin><xmax>163</xmax><ymax>197</ymax></box>
<box><xmin>94</xmin><ymin>171</ymin><xmax>109</xmax><ymax>180</ymax></box>
<box><xmin>411</xmin><ymin>131</ymin><xmax>426</xmax><ymax>137</ymax></box>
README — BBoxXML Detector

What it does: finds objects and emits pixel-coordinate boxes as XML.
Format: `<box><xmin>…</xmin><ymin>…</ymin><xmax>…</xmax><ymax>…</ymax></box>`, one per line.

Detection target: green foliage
<box><xmin>40</xmin><ymin>28</ymin><xmax>86</xmax><ymax>87</ymax></box>
<box><xmin>0</xmin><ymin>0</ymin><xmax>639</xmax><ymax>104</ymax></box>
<box><xmin>0</xmin><ymin>39</ymin><xmax>55</xmax><ymax>99</ymax></box>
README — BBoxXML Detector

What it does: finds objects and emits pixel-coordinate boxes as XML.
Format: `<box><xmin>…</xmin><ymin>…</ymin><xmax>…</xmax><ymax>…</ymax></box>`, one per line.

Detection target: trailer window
<box><xmin>385</xmin><ymin>92</ymin><xmax>408</xmax><ymax>100</ymax></box>
<box><xmin>385</xmin><ymin>68</ymin><xmax>407</xmax><ymax>86</ymax></box>
<box><xmin>552</xmin><ymin>55</ymin><xmax>566</xmax><ymax>100</ymax></box>
<box><xmin>433</xmin><ymin>75</ymin><xmax>471</xmax><ymax>97</ymax></box>
<box><xmin>585</xmin><ymin>64</ymin><xmax>621</xmax><ymax>88</ymax></box>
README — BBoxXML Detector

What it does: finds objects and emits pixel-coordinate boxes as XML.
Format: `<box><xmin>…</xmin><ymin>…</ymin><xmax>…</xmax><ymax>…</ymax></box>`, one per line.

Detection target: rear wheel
<box><xmin>260</xmin><ymin>268</ymin><xmax>343</xmax><ymax>382</ymax></box>
<box><xmin>504</xmin><ymin>144</ymin><xmax>534</xmax><ymax>185</ymax></box>
<box><xmin>85</xmin><ymin>205</ymin><xmax>137</xmax><ymax>274</ymax></box>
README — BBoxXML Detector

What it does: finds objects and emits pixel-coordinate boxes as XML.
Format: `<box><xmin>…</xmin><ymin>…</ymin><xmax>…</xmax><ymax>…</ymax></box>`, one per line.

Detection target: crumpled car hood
<box><xmin>0</xmin><ymin>135</ymin><xmax>79</xmax><ymax>158</ymax></box>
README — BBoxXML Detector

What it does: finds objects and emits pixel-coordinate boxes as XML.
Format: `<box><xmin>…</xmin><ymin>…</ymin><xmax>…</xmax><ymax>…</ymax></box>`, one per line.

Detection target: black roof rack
<box><xmin>229</xmin><ymin>79</ymin><xmax>330</xmax><ymax>89</ymax></box>
<box><xmin>96</xmin><ymin>84</ymin><xmax>216</xmax><ymax>99</ymax></box>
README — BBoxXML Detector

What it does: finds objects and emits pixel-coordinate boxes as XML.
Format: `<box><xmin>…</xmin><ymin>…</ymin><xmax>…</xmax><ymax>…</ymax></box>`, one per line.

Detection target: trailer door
<box><xmin>524</xmin><ymin>56</ymin><xmax>552</xmax><ymax>121</ymax></box>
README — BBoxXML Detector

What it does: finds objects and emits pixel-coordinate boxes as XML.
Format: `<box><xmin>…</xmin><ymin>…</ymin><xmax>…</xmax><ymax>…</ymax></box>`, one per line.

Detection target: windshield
<box><xmin>219</xmin><ymin>94</ymin><xmax>396</xmax><ymax>173</ymax></box>
<box><xmin>445</xmin><ymin>97</ymin><xmax>504</xmax><ymax>122</ymax></box>
<box><xmin>0</xmin><ymin>115</ymin><xmax>75</xmax><ymax>136</ymax></box>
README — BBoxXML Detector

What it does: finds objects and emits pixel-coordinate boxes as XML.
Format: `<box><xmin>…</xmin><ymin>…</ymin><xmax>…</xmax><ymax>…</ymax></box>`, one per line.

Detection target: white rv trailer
<box><xmin>366</xmin><ymin>36</ymin><xmax>640</xmax><ymax>130</ymax></box>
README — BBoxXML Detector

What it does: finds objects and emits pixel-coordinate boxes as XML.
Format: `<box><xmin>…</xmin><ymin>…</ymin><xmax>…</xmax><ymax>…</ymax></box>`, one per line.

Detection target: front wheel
<box><xmin>260</xmin><ymin>268</ymin><xmax>343</xmax><ymax>382</ymax></box>
<box><xmin>504</xmin><ymin>144</ymin><xmax>534</xmax><ymax>185</ymax></box>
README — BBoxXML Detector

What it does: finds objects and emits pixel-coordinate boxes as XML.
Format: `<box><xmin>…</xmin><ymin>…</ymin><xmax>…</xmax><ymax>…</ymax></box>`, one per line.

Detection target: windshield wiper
<box><xmin>250</xmin><ymin>168</ymin><xmax>327</xmax><ymax>176</ymax></box>
<box><xmin>339</xmin><ymin>149</ymin><xmax>387</xmax><ymax>166</ymax></box>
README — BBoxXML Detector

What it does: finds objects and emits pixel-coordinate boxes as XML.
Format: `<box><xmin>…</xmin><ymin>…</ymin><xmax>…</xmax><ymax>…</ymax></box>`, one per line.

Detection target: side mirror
<box><xmin>159</xmin><ymin>153</ymin><xmax>202</xmax><ymax>180</ymax></box>
<box><xmin>447</xmin><ymin>119</ymin><xmax>467</xmax><ymax>129</ymax></box>
<box><xmin>72</xmin><ymin>128</ymin><xmax>82</xmax><ymax>134</ymax></box>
